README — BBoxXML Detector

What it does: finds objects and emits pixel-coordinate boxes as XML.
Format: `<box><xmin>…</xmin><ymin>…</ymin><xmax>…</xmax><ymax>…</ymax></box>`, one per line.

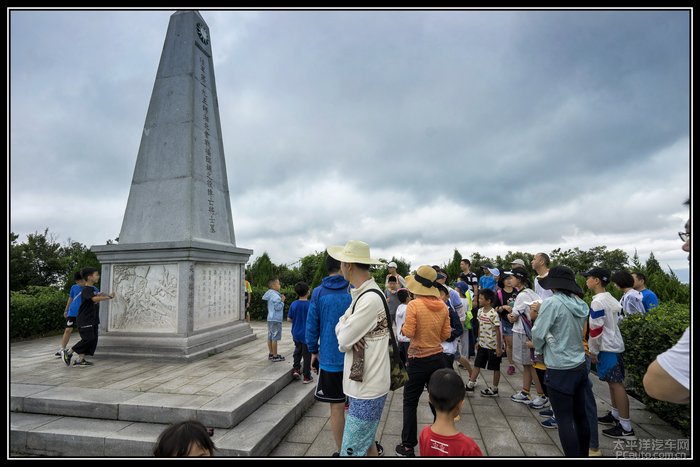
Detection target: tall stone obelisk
<box><xmin>92</xmin><ymin>11</ymin><xmax>254</xmax><ymax>360</ymax></box>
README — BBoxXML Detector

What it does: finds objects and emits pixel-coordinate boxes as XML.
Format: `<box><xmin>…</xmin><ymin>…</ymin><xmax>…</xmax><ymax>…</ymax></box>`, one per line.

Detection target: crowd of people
<box><xmin>58</xmin><ymin>203</ymin><xmax>689</xmax><ymax>458</ymax></box>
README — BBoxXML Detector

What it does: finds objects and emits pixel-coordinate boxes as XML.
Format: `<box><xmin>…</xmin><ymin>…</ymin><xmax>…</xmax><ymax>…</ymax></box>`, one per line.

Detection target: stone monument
<box><xmin>92</xmin><ymin>11</ymin><xmax>254</xmax><ymax>360</ymax></box>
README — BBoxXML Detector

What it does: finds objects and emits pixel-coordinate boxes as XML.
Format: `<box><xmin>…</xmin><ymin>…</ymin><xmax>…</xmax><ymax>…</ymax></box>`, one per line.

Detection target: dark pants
<box><xmin>72</xmin><ymin>324</ymin><xmax>99</xmax><ymax>357</ymax></box>
<box><xmin>584</xmin><ymin>355</ymin><xmax>599</xmax><ymax>449</ymax></box>
<box><xmin>535</xmin><ymin>367</ymin><xmax>548</xmax><ymax>397</ymax></box>
<box><xmin>443</xmin><ymin>353</ymin><xmax>455</xmax><ymax>368</ymax></box>
<box><xmin>398</xmin><ymin>341</ymin><xmax>410</xmax><ymax>366</ymax></box>
<box><xmin>292</xmin><ymin>340</ymin><xmax>311</xmax><ymax>378</ymax></box>
<box><xmin>401</xmin><ymin>353</ymin><xmax>446</xmax><ymax>448</ymax></box>
<box><xmin>468</xmin><ymin>325</ymin><xmax>477</xmax><ymax>357</ymax></box>
<box><xmin>545</xmin><ymin>362</ymin><xmax>590</xmax><ymax>457</ymax></box>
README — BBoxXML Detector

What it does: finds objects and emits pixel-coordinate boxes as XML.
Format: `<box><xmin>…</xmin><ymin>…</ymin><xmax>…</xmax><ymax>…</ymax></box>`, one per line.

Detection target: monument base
<box><xmin>96</xmin><ymin>321</ymin><xmax>255</xmax><ymax>362</ymax></box>
<box><xmin>93</xmin><ymin>240</ymin><xmax>254</xmax><ymax>361</ymax></box>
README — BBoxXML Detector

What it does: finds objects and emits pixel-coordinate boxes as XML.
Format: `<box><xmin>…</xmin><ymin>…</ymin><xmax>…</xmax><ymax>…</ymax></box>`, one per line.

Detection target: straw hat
<box><xmin>326</xmin><ymin>240</ymin><xmax>384</xmax><ymax>265</ymax></box>
<box><xmin>405</xmin><ymin>265</ymin><xmax>441</xmax><ymax>298</ymax></box>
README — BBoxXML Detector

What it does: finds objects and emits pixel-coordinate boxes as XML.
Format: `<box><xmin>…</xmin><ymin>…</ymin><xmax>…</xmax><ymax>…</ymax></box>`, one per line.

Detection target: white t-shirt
<box><xmin>656</xmin><ymin>327</ymin><xmax>689</xmax><ymax>389</ymax></box>
<box><xmin>535</xmin><ymin>275</ymin><xmax>554</xmax><ymax>300</ymax></box>
<box><xmin>395</xmin><ymin>303</ymin><xmax>410</xmax><ymax>343</ymax></box>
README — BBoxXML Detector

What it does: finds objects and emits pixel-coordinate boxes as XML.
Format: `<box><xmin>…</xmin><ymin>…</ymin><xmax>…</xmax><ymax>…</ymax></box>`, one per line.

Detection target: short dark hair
<box><xmin>611</xmin><ymin>271</ymin><xmax>634</xmax><ymax>289</ymax></box>
<box><xmin>436</xmin><ymin>282</ymin><xmax>449</xmax><ymax>297</ymax></box>
<box><xmin>632</xmin><ymin>271</ymin><xmax>646</xmax><ymax>284</ymax></box>
<box><xmin>73</xmin><ymin>271</ymin><xmax>83</xmax><ymax>281</ymax></box>
<box><xmin>353</xmin><ymin>263</ymin><xmax>370</xmax><ymax>271</ymax></box>
<box><xmin>460</xmin><ymin>258</ymin><xmax>471</xmax><ymax>266</ymax></box>
<box><xmin>294</xmin><ymin>282</ymin><xmax>310</xmax><ymax>297</ymax></box>
<box><xmin>536</xmin><ymin>253</ymin><xmax>551</xmax><ymax>267</ymax></box>
<box><xmin>153</xmin><ymin>420</ymin><xmax>215</xmax><ymax>457</ymax></box>
<box><xmin>432</xmin><ymin>265</ymin><xmax>441</xmax><ymax>272</ymax></box>
<box><xmin>267</xmin><ymin>277</ymin><xmax>279</xmax><ymax>288</ymax></box>
<box><xmin>80</xmin><ymin>267</ymin><xmax>98</xmax><ymax>280</ymax></box>
<box><xmin>428</xmin><ymin>369</ymin><xmax>465</xmax><ymax>413</ymax></box>
<box><xmin>387</xmin><ymin>275</ymin><xmax>398</xmax><ymax>283</ymax></box>
<box><xmin>325</xmin><ymin>253</ymin><xmax>341</xmax><ymax>274</ymax></box>
<box><xmin>397</xmin><ymin>289</ymin><xmax>410</xmax><ymax>304</ymax></box>
<box><xmin>479</xmin><ymin>288</ymin><xmax>496</xmax><ymax>304</ymax></box>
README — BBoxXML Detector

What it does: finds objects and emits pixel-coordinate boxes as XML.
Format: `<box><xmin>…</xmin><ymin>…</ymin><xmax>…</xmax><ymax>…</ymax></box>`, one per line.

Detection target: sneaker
<box><xmin>291</xmin><ymin>368</ymin><xmax>301</xmax><ymax>379</ymax></box>
<box><xmin>588</xmin><ymin>448</ymin><xmax>603</xmax><ymax>457</ymax></box>
<box><xmin>510</xmin><ymin>391</ymin><xmax>531</xmax><ymax>403</ymax></box>
<box><xmin>303</xmin><ymin>375</ymin><xmax>314</xmax><ymax>384</ymax></box>
<box><xmin>597</xmin><ymin>411</ymin><xmax>617</xmax><ymax>426</ymax></box>
<box><xmin>331</xmin><ymin>452</ymin><xmax>339</xmax><ymax>457</ymax></box>
<box><xmin>602</xmin><ymin>423</ymin><xmax>636</xmax><ymax>440</ymax></box>
<box><xmin>507</xmin><ymin>365</ymin><xmax>516</xmax><ymax>375</ymax></box>
<box><xmin>62</xmin><ymin>349</ymin><xmax>73</xmax><ymax>366</ymax></box>
<box><xmin>395</xmin><ymin>444</ymin><xmax>415</xmax><ymax>457</ymax></box>
<box><xmin>539</xmin><ymin>409</ymin><xmax>554</xmax><ymax>418</ymax></box>
<box><xmin>540</xmin><ymin>417</ymin><xmax>558</xmax><ymax>429</ymax></box>
<box><xmin>480</xmin><ymin>387</ymin><xmax>499</xmax><ymax>397</ymax></box>
<box><xmin>272</xmin><ymin>355</ymin><xmax>286</xmax><ymax>362</ymax></box>
<box><xmin>268</xmin><ymin>353</ymin><xmax>274</xmax><ymax>360</ymax></box>
<box><xmin>55</xmin><ymin>350</ymin><xmax>63</xmax><ymax>357</ymax></box>
<box><xmin>375</xmin><ymin>441</ymin><xmax>384</xmax><ymax>457</ymax></box>
<box><xmin>465</xmin><ymin>381</ymin><xmax>476</xmax><ymax>392</ymax></box>
<box><xmin>528</xmin><ymin>395</ymin><xmax>550</xmax><ymax>409</ymax></box>
<box><xmin>73</xmin><ymin>359</ymin><xmax>93</xmax><ymax>366</ymax></box>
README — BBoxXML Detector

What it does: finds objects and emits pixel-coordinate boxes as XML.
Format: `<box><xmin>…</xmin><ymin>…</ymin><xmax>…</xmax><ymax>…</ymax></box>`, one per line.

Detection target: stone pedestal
<box><xmin>93</xmin><ymin>241</ymin><xmax>254</xmax><ymax>361</ymax></box>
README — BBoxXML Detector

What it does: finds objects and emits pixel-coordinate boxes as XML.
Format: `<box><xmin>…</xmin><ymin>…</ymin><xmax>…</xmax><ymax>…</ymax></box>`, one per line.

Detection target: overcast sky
<box><xmin>9</xmin><ymin>9</ymin><xmax>691</xmax><ymax>281</ymax></box>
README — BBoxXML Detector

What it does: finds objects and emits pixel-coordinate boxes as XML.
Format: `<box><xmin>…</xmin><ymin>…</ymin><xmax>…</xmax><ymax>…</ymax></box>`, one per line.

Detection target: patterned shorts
<box><xmin>597</xmin><ymin>351</ymin><xmax>625</xmax><ymax>383</ymax></box>
<box><xmin>340</xmin><ymin>394</ymin><xmax>387</xmax><ymax>457</ymax></box>
<box><xmin>267</xmin><ymin>321</ymin><xmax>282</xmax><ymax>341</ymax></box>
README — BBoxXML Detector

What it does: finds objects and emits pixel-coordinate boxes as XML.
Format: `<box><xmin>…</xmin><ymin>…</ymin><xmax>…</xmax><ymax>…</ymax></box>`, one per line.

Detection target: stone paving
<box><xmin>10</xmin><ymin>321</ymin><xmax>690</xmax><ymax>458</ymax></box>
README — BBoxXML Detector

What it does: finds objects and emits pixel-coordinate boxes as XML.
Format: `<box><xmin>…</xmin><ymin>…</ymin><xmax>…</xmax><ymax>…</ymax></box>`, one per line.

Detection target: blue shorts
<box><xmin>267</xmin><ymin>321</ymin><xmax>282</xmax><ymax>341</ymax></box>
<box><xmin>597</xmin><ymin>351</ymin><xmax>625</xmax><ymax>383</ymax></box>
<box><xmin>340</xmin><ymin>395</ymin><xmax>387</xmax><ymax>456</ymax></box>
<box><xmin>500</xmin><ymin>317</ymin><xmax>514</xmax><ymax>336</ymax></box>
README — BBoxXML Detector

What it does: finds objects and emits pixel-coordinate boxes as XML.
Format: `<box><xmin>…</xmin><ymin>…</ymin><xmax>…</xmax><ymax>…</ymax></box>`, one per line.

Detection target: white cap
<box><xmin>511</xmin><ymin>259</ymin><xmax>526</xmax><ymax>267</ymax></box>
<box><xmin>388</xmin><ymin>261</ymin><xmax>398</xmax><ymax>268</ymax></box>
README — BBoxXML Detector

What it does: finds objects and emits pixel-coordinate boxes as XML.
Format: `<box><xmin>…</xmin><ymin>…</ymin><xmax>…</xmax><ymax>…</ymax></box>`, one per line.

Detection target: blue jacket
<box><xmin>262</xmin><ymin>289</ymin><xmax>284</xmax><ymax>322</ymax></box>
<box><xmin>305</xmin><ymin>274</ymin><xmax>352</xmax><ymax>372</ymax></box>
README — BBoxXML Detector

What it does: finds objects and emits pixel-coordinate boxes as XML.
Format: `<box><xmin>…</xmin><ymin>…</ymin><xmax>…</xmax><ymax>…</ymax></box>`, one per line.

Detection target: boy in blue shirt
<box><xmin>632</xmin><ymin>272</ymin><xmax>659</xmax><ymax>313</ymax></box>
<box><xmin>56</xmin><ymin>271</ymin><xmax>85</xmax><ymax>357</ymax></box>
<box><xmin>288</xmin><ymin>282</ymin><xmax>312</xmax><ymax>383</ymax></box>
<box><xmin>263</xmin><ymin>278</ymin><xmax>286</xmax><ymax>362</ymax></box>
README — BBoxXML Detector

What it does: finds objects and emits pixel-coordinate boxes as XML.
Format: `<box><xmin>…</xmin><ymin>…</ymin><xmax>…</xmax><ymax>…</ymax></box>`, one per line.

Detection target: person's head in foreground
<box><xmin>153</xmin><ymin>420</ymin><xmax>215</xmax><ymax>457</ymax></box>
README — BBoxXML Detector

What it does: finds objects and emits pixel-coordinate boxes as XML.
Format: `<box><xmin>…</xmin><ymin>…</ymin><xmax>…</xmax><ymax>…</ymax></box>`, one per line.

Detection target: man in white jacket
<box><xmin>331</xmin><ymin>240</ymin><xmax>389</xmax><ymax>457</ymax></box>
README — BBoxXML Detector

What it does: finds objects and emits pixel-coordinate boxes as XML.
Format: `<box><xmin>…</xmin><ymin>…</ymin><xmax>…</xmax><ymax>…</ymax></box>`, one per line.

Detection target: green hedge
<box><xmin>10</xmin><ymin>286</ymin><xmax>68</xmax><ymax>339</ymax></box>
<box><xmin>619</xmin><ymin>301</ymin><xmax>690</xmax><ymax>435</ymax></box>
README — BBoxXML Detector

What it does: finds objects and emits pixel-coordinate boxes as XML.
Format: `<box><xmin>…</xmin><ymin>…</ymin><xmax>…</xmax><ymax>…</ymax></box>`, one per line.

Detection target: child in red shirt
<box><xmin>419</xmin><ymin>369</ymin><xmax>483</xmax><ymax>457</ymax></box>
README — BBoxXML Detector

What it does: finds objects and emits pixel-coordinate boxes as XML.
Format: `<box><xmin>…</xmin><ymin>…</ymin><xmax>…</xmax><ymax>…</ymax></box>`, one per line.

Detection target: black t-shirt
<box><xmin>495</xmin><ymin>288</ymin><xmax>518</xmax><ymax>319</ymax></box>
<box><xmin>77</xmin><ymin>286</ymin><xmax>99</xmax><ymax>327</ymax></box>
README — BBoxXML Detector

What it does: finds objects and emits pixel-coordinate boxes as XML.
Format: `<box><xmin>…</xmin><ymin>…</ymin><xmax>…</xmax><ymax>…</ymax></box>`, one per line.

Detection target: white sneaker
<box><xmin>510</xmin><ymin>391</ymin><xmax>531</xmax><ymax>403</ymax></box>
<box><xmin>528</xmin><ymin>395</ymin><xmax>550</xmax><ymax>409</ymax></box>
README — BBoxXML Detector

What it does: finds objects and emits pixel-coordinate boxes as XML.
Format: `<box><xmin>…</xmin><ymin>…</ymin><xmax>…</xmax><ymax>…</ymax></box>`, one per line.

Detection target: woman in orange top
<box><xmin>395</xmin><ymin>265</ymin><xmax>452</xmax><ymax>457</ymax></box>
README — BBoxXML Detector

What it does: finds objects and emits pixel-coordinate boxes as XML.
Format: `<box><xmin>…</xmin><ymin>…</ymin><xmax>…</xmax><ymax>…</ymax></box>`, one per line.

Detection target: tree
<box><xmin>445</xmin><ymin>249</ymin><xmax>462</xmax><ymax>283</ymax></box>
<box><xmin>61</xmin><ymin>240</ymin><xmax>100</xmax><ymax>292</ymax></box>
<box><xmin>10</xmin><ymin>229</ymin><xmax>66</xmax><ymax>290</ymax></box>
<box><xmin>249</xmin><ymin>252</ymin><xmax>276</xmax><ymax>289</ymax></box>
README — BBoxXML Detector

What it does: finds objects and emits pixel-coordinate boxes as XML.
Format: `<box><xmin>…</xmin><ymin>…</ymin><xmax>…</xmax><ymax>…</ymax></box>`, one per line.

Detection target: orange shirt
<box><xmin>401</xmin><ymin>296</ymin><xmax>451</xmax><ymax>358</ymax></box>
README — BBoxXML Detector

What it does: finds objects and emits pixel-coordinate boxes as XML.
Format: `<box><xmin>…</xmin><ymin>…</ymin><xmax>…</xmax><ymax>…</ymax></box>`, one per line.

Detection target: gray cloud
<box><xmin>9</xmin><ymin>9</ymin><xmax>691</xmax><ymax>281</ymax></box>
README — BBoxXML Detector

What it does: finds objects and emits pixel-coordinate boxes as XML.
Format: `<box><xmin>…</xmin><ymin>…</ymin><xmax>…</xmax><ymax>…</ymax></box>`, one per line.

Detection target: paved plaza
<box><xmin>10</xmin><ymin>321</ymin><xmax>689</xmax><ymax>458</ymax></box>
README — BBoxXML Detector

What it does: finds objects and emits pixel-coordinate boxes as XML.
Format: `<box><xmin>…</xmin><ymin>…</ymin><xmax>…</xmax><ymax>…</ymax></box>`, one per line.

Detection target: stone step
<box><xmin>11</xmin><ymin>357</ymin><xmax>299</xmax><ymax>429</ymax></box>
<box><xmin>11</xmin><ymin>379</ymin><xmax>316</xmax><ymax>457</ymax></box>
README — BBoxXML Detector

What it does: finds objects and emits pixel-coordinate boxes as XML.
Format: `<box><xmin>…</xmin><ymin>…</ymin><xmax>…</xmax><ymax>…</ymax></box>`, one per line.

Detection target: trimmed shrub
<box><xmin>10</xmin><ymin>286</ymin><xmax>67</xmax><ymax>339</ymax></box>
<box><xmin>619</xmin><ymin>301</ymin><xmax>690</xmax><ymax>435</ymax></box>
